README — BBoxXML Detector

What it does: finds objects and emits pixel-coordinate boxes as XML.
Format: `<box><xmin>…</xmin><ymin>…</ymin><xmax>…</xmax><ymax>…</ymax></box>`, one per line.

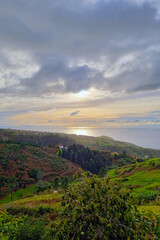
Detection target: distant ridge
<box><xmin>0</xmin><ymin>128</ymin><xmax>160</xmax><ymax>157</ymax></box>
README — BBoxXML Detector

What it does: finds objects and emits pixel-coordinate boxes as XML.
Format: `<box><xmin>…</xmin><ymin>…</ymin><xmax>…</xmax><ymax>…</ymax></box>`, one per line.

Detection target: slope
<box><xmin>107</xmin><ymin>158</ymin><xmax>160</xmax><ymax>200</ymax></box>
<box><xmin>0</xmin><ymin>142</ymin><xmax>79</xmax><ymax>197</ymax></box>
<box><xmin>1</xmin><ymin>128</ymin><xmax>160</xmax><ymax>157</ymax></box>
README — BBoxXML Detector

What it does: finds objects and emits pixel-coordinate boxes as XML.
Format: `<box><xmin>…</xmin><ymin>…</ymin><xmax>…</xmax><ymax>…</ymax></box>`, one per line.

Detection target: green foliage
<box><xmin>0</xmin><ymin>176</ymin><xmax>6</xmax><ymax>188</ymax></box>
<box><xmin>7</xmin><ymin>205</ymin><xmax>53</xmax><ymax>217</ymax></box>
<box><xmin>0</xmin><ymin>158</ymin><xmax>8</xmax><ymax>170</ymax></box>
<box><xmin>36</xmin><ymin>181</ymin><xmax>51</xmax><ymax>193</ymax></box>
<box><xmin>28</xmin><ymin>148</ymin><xmax>46</xmax><ymax>159</ymax></box>
<box><xmin>154</xmin><ymin>215</ymin><xmax>160</xmax><ymax>238</ymax></box>
<box><xmin>60</xmin><ymin>144</ymin><xmax>137</xmax><ymax>174</ymax></box>
<box><xmin>50</xmin><ymin>156</ymin><xmax>68</xmax><ymax>171</ymax></box>
<box><xmin>0</xmin><ymin>129</ymin><xmax>74</xmax><ymax>147</ymax></box>
<box><xmin>61</xmin><ymin>144</ymin><xmax>110</xmax><ymax>174</ymax></box>
<box><xmin>107</xmin><ymin>158</ymin><xmax>160</xmax><ymax>201</ymax></box>
<box><xmin>0</xmin><ymin>210</ymin><xmax>24</xmax><ymax>239</ymax></box>
<box><xmin>35</xmin><ymin>176</ymin><xmax>71</xmax><ymax>193</ymax></box>
<box><xmin>52</xmin><ymin>176</ymin><xmax>70</xmax><ymax>189</ymax></box>
<box><xmin>0</xmin><ymin>185</ymin><xmax>36</xmax><ymax>204</ymax></box>
<box><xmin>49</xmin><ymin>173</ymin><xmax>155</xmax><ymax>239</ymax></box>
<box><xmin>28</xmin><ymin>168</ymin><xmax>39</xmax><ymax>180</ymax></box>
<box><xmin>53</xmin><ymin>177</ymin><xmax>59</xmax><ymax>189</ymax></box>
<box><xmin>98</xmin><ymin>167</ymin><xmax>106</xmax><ymax>177</ymax></box>
<box><xmin>15</xmin><ymin>218</ymin><xmax>46</xmax><ymax>240</ymax></box>
<box><xmin>1</xmin><ymin>128</ymin><xmax>160</xmax><ymax>158</ymax></box>
<box><xmin>0</xmin><ymin>211</ymin><xmax>46</xmax><ymax>240</ymax></box>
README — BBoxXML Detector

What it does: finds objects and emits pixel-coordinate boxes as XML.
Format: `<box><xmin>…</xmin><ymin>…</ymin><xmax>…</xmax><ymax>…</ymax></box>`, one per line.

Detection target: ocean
<box><xmin>8</xmin><ymin>126</ymin><xmax>160</xmax><ymax>150</ymax></box>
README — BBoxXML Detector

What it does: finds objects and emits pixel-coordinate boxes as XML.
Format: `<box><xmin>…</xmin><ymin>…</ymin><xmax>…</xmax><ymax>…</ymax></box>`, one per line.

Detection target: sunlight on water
<box><xmin>13</xmin><ymin>125</ymin><xmax>160</xmax><ymax>149</ymax></box>
<box><xmin>74</xmin><ymin>129</ymin><xmax>88</xmax><ymax>135</ymax></box>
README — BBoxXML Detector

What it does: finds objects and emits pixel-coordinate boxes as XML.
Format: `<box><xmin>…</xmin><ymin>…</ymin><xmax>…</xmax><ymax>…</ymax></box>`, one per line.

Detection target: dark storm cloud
<box><xmin>0</xmin><ymin>0</ymin><xmax>160</xmax><ymax>98</ymax></box>
<box><xmin>0</xmin><ymin>61</ymin><xmax>104</xmax><ymax>96</ymax></box>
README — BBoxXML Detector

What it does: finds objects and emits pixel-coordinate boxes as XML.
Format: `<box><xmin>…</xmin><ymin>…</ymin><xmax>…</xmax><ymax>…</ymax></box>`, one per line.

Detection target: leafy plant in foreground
<box><xmin>0</xmin><ymin>211</ymin><xmax>46</xmax><ymax>240</ymax></box>
<box><xmin>49</xmin><ymin>173</ymin><xmax>156</xmax><ymax>240</ymax></box>
<box><xmin>0</xmin><ymin>210</ymin><xmax>24</xmax><ymax>239</ymax></box>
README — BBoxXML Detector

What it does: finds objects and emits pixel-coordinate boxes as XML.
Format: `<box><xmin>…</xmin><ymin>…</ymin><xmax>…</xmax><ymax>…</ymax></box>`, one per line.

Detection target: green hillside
<box><xmin>72</xmin><ymin>134</ymin><xmax>160</xmax><ymax>158</ymax></box>
<box><xmin>0</xmin><ymin>172</ymin><xmax>159</xmax><ymax>239</ymax></box>
<box><xmin>1</xmin><ymin>128</ymin><xmax>160</xmax><ymax>158</ymax></box>
<box><xmin>108</xmin><ymin>158</ymin><xmax>160</xmax><ymax>200</ymax></box>
<box><xmin>0</xmin><ymin>129</ymin><xmax>160</xmax><ymax>239</ymax></box>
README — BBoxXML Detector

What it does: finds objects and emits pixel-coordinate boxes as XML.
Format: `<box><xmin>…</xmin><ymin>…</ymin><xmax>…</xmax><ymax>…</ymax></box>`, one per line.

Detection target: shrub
<box><xmin>0</xmin><ymin>211</ymin><xmax>46</xmax><ymax>240</ymax></box>
<box><xmin>49</xmin><ymin>173</ymin><xmax>156</xmax><ymax>240</ymax></box>
<box><xmin>16</xmin><ymin>218</ymin><xmax>46</xmax><ymax>240</ymax></box>
<box><xmin>154</xmin><ymin>215</ymin><xmax>160</xmax><ymax>238</ymax></box>
<box><xmin>7</xmin><ymin>206</ymin><xmax>52</xmax><ymax>217</ymax></box>
<box><xmin>0</xmin><ymin>210</ymin><xmax>24</xmax><ymax>239</ymax></box>
<box><xmin>28</xmin><ymin>168</ymin><xmax>38</xmax><ymax>180</ymax></box>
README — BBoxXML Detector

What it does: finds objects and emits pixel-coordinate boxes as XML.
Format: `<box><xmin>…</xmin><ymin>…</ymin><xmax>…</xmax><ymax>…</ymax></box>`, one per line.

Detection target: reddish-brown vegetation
<box><xmin>0</xmin><ymin>143</ymin><xmax>80</xmax><ymax>181</ymax></box>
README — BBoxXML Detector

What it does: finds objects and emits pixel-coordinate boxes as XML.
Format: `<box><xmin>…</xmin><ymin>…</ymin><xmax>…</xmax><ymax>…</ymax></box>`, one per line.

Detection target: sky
<box><xmin>0</xmin><ymin>0</ymin><xmax>160</xmax><ymax>130</ymax></box>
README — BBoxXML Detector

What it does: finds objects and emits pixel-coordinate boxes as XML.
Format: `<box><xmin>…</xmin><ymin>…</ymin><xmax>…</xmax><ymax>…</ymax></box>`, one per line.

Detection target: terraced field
<box><xmin>108</xmin><ymin>158</ymin><xmax>160</xmax><ymax>200</ymax></box>
<box><xmin>0</xmin><ymin>189</ymin><xmax>62</xmax><ymax>211</ymax></box>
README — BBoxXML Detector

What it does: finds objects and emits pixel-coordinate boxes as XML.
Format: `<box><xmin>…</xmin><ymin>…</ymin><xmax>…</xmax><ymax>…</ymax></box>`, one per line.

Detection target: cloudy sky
<box><xmin>1</xmin><ymin>0</ymin><xmax>160</xmax><ymax>130</ymax></box>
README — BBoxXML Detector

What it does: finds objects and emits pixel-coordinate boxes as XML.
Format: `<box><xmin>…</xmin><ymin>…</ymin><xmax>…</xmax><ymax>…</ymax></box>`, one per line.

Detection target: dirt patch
<box><xmin>122</xmin><ymin>166</ymin><xmax>147</xmax><ymax>178</ymax></box>
<box><xmin>25</xmin><ymin>198</ymin><xmax>59</xmax><ymax>206</ymax></box>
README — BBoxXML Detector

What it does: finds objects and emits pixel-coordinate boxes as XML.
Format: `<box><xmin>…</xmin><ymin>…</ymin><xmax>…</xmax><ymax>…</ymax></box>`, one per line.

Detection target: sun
<box><xmin>76</xmin><ymin>90</ymin><xmax>89</xmax><ymax>98</ymax></box>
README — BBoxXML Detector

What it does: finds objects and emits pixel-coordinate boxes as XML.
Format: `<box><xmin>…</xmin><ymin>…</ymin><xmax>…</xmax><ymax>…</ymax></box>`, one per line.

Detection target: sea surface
<box><xmin>4</xmin><ymin>125</ymin><xmax>160</xmax><ymax>150</ymax></box>
<box><xmin>54</xmin><ymin>127</ymin><xmax>160</xmax><ymax>150</ymax></box>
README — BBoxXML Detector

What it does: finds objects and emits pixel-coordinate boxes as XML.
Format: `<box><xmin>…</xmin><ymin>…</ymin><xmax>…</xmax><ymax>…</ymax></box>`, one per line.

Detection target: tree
<box><xmin>28</xmin><ymin>168</ymin><xmax>38</xmax><ymax>181</ymax></box>
<box><xmin>98</xmin><ymin>167</ymin><xmax>106</xmax><ymax>177</ymax></box>
<box><xmin>60</xmin><ymin>144</ymin><xmax>107</xmax><ymax>174</ymax></box>
<box><xmin>53</xmin><ymin>177</ymin><xmax>59</xmax><ymax>189</ymax></box>
<box><xmin>7</xmin><ymin>176</ymin><xmax>17</xmax><ymax>201</ymax></box>
<box><xmin>50</xmin><ymin>173</ymin><xmax>154</xmax><ymax>240</ymax></box>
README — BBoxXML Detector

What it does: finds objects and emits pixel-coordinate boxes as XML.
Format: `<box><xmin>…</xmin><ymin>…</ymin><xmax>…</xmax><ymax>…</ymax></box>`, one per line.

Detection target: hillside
<box><xmin>0</xmin><ymin>142</ymin><xmax>79</xmax><ymax>197</ymax></box>
<box><xmin>1</xmin><ymin>128</ymin><xmax>160</xmax><ymax>158</ymax></box>
<box><xmin>0</xmin><ymin>172</ymin><xmax>159</xmax><ymax>239</ymax></box>
<box><xmin>59</xmin><ymin>144</ymin><xmax>139</xmax><ymax>174</ymax></box>
<box><xmin>72</xmin><ymin>134</ymin><xmax>160</xmax><ymax>158</ymax></box>
<box><xmin>107</xmin><ymin>158</ymin><xmax>160</xmax><ymax>200</ymax></box>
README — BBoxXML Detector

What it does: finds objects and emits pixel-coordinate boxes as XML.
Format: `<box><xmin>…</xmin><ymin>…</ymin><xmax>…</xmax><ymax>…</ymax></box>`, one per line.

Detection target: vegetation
<box><xmin>1</xmin><ymin>128</ymin><xmax>160</xmax><ymax>158</ymax></box>
<box><xmin>0</xmin><ymin>211</ymin><xmax>46</xmax><ymax>240</ymax></box>
<box><xmin>0</xmin><ymin>172</ymin><xmax>160</xmax><ymax>239</ymax></box>
<box><xmin>59</xmin><ymin>144</ymin><xmax>108</xmax><ymax>174</ymax></box>
<box><xmin>0</xmin><ymin>176</ymin><xmax>72</xmax><ymax>205</ymax></box>
<box><xmin>72</xmin><ymin>134</ymin><xmax>160</xmax><ymax>158</ymax></box>
<box><xmin>0</xmin><ymin>142</ymin><xmax>79</xmax><ymax>199</ymax></box>
<box><xmin>59</xmin><ymin>144</ymin><xmax>139</xmax><ymax>174</ymax></box>
<box><xmin>107</xmin><ymin>158</ymin><xmax>160</xmax><ymax>201</ymax></box>
<box><xmin>0</xmin><ymin>128</ymin><xmax>160</xmax><ymax>239</ymax></box>
<box><xmin>0</xmin><ymin>185</ymin><xmax>36</xmax><ymax>204</ymax></box>
<box><xmin>0</xmin><ymin>128</ymin><xmax>74</xmax><ymax>147</ymax></box>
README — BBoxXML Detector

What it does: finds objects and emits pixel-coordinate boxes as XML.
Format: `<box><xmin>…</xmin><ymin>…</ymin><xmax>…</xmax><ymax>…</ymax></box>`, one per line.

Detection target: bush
<box><xmin>16</xmin><ymin>218</ymin><xmax>46</xmax><ymax>240</ymax></box>
<box><xmin>154</xmin><ymin>215</ymin><xmax>160</xmax><ymax>238</ymax></box>
<box><xmin>7</xmin><ymin>206</ymin><xmax>53</xmax><ymax>217</ymax></box>
<box><xmin>49</xmin><ymin>173</ymin><xmax>156</xmax><ymax>240</ymax></box>
<box><xmin>28</xmin><ymin>168</ymin><xmax>38</xmax><ymax>180</ymax></box>
<box><xmin>0</xmin><ymin>211</ymin><xmax>23</xmax><ymax>239</ymax></box>
<box><xmin>0</xmin><ymin>211</ymin><xmax>46</xmax><ymax>240</ymax></box>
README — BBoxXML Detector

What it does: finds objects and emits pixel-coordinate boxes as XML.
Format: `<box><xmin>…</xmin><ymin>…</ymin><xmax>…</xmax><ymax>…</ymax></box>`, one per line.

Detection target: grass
<box><xmin>0</xmin><ymin>190</ymin><xmax>62</xmax><ymax>211</ymax></box>
<box><xmin>107</xmin><ymin>158</ymin><xmax>160</xmax><ymax>199</ymax></box>
<box><xmin>0</xmin><ymin>185</ymin><xmax>36</xmax><ymax>205</ymax></box>
<box><xmin>138</xmin><ymin>205</ymin><xmax>160</xmax><ymax>217</ymax></box>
